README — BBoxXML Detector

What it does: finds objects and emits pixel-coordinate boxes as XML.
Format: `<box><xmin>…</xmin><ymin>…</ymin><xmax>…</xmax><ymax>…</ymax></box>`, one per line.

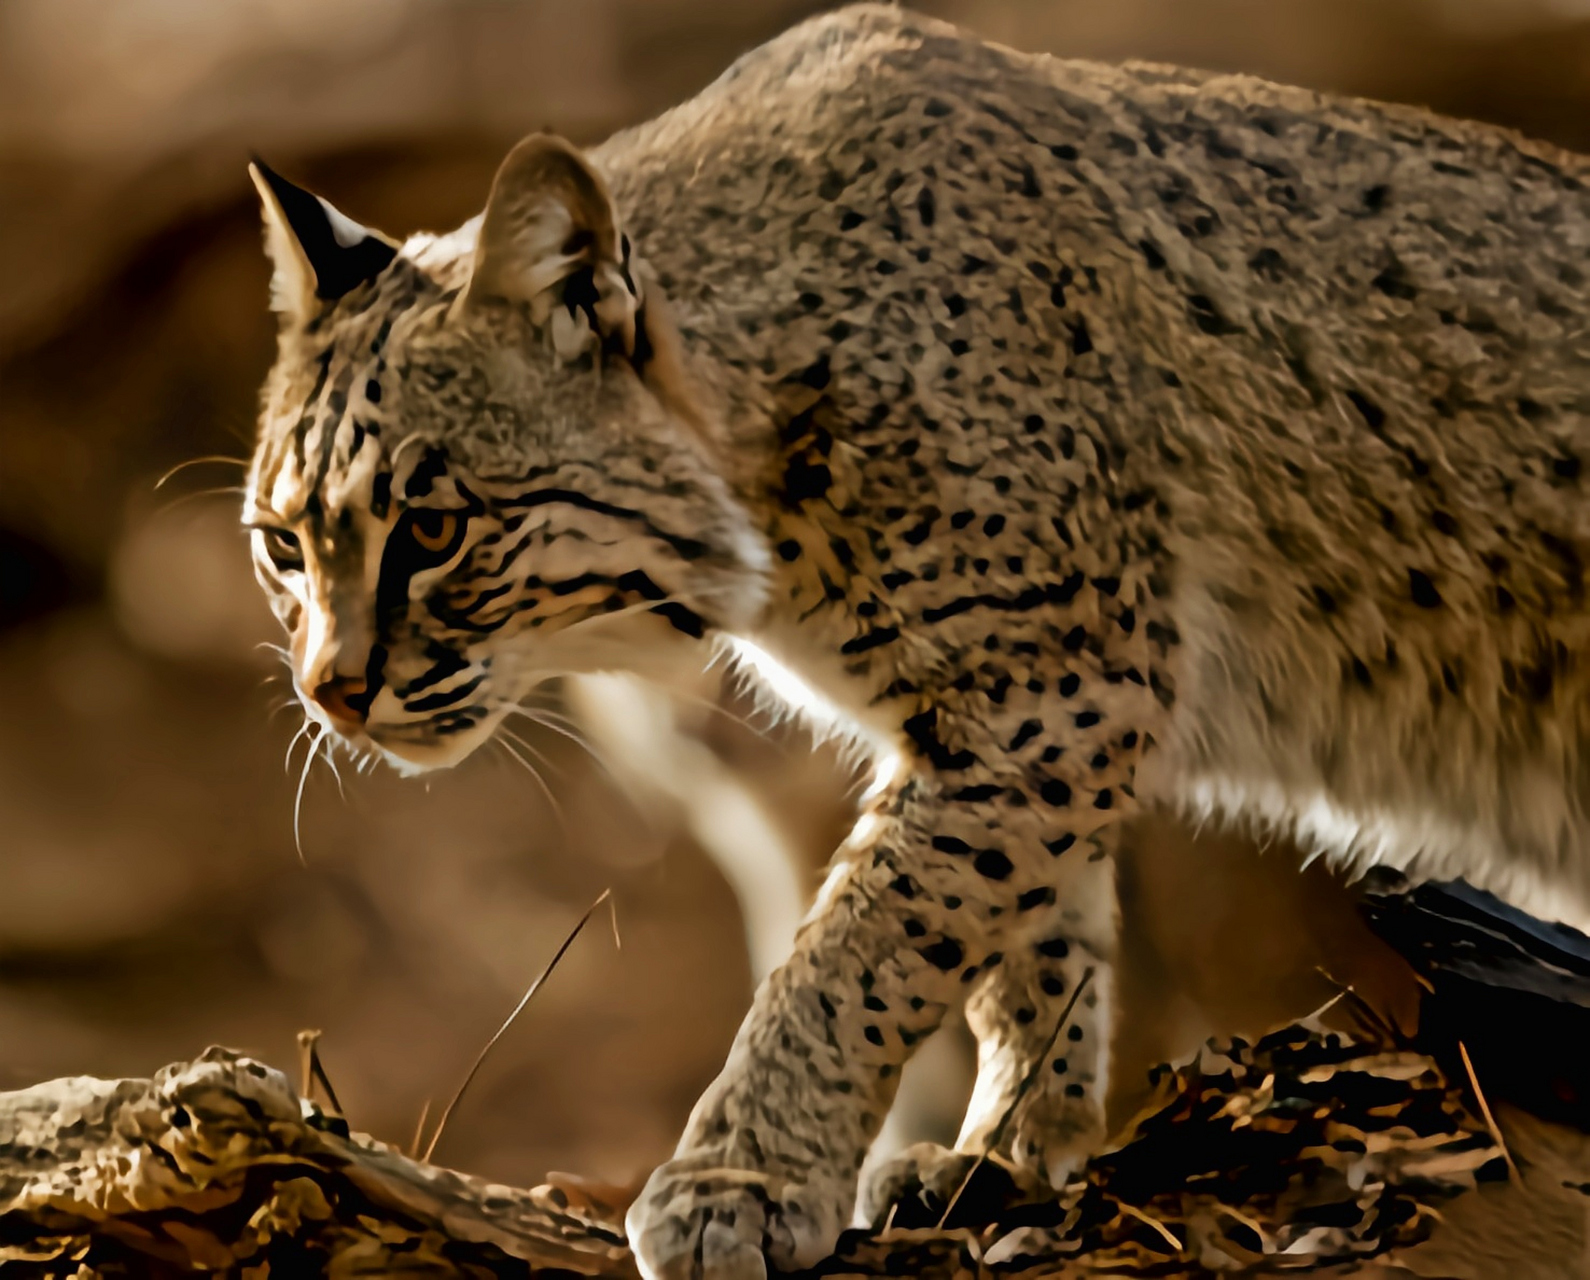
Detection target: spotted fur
<box><xmin>246</xmin><ymin>7</ymin><xmax>1590</xmax><ymax>1278</ymax></box>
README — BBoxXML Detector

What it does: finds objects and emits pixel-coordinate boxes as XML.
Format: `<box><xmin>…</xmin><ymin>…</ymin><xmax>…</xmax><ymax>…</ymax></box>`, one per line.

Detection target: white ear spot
<box><xmin>550</xmin><ymin>305</ymin><xmax>595</xmax><ymax>363</ymax></box>
<box><xmin>323</xmin><ymin>200</ymin><xmax>374</xmax><ymax>249</ymax></box>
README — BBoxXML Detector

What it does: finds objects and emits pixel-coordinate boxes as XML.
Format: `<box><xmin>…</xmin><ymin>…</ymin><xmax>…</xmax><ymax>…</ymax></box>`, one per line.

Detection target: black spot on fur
<box><xmin>1187</xmin><ymin>294</ymin><xmax>1238</xmax><ymax>335</ymax></box>
<box><xmin>919</xmin><ymin>938</ymin><xmax>965</xmax><ymax>971</ymax></box>
<box><xmin>403</xmin><ymin>447</ymin><xmax>448</xmax><ymax>499</ymax></box>
<box><xmin>651</xmin><ymin>602</ymin><xmax>705</xmax><ymax>637</ymax></box>
<box><xmin>1040</xmin><ymin>778</ymin><xmax>1072</xmax><ymax>807</ymax></box>
<box><xmin>370</xmin><ymin>472</ymin><xmax>392</xmax><ymax>519</ymax></box>
<box><xmin>1346</xmin><ymin>389</ymin><xmax>1386</xmax><ymax>430</ymax></box>
<box><xmin>841</xmin><ymin>627</ymin><xmax>900</xmax><ymax>654</ymax></box>
<box><xmin>1372</xmin><ymin>264</ymin><xmax>1418</xmax><ymax>300</ymax></box>
<box><xmin>973</xmin><ymin>849</ymin><xmax>1013</xmax><ymax>880</ymax></box>
<box><xmin>796</xmin><ymin>355</ymin><xmax>831</xmax><ymax>390</ymax></box>
<box><xmin>1009</xmin><ymin>719</ymin><xmax>1042</xmax><ymax>750</ymax></box>
<box><xmin>903</xmin><ymin>708</ymin><xmax>977</xmax><ymax>771</ymax></box>
<box><xmin>782</xmin><ymin>458</ymin><xmax>833</xmax><ymax>506</ymax></box>
<box><xmin>1408</xmin><ymin>569</ymin><xmax>1443</xmax><ymax>608</ymax></box>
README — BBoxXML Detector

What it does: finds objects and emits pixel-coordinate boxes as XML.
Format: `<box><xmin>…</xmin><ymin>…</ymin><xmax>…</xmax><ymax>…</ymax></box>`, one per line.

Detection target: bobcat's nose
<box><xmin>310</xmin><ymin>674</ymin><xmax>369</xmax><ymax>729</ymax></box>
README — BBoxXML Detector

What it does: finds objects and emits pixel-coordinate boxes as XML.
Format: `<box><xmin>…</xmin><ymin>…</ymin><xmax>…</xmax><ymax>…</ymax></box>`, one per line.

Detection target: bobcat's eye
<box><xmin>400</xmin><ymin>509</ymin><xmax>467</xmax><ymax>568</ymax></box>
<box><xmin>258</xmin><ymin>527</ymin><xmax>304</xmax><ymax>573</ymax></box>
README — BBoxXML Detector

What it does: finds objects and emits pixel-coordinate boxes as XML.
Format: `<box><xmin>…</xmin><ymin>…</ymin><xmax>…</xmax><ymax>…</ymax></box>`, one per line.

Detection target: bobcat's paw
<box><xmin>625</xmin><ymin>1160</ymin><xmax>844</xmax><ymax>1280</ymax></box>
<box><xmin>856</xmin><ymin>1141</ymin><xmax>1039</xmax><ymax>1231</ymax></box>
<box><xmin>1009</xmin><ymin>1106</ymin><xmax>1105</xmax><ymax>1191</ymax></box>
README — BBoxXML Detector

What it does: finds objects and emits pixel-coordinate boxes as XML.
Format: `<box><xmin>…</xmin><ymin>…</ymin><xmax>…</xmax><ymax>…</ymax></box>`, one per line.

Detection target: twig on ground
<box><xmin>296</xmin><ymin>1028</ymin><xmax>344</xmax><ymax>1116</ymax></box>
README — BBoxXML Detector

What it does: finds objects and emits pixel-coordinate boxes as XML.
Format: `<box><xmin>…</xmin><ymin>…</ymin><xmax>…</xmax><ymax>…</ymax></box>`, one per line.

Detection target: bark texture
<box><xmin>0</xmin><ymin>1024</ymin><xmax>1541</xmax><ymax>1278</ymax></box>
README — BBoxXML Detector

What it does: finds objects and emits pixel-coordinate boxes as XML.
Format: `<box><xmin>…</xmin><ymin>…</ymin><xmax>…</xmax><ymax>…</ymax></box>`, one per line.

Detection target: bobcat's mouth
<box><xmin>360</xmin><ymin>708</ymin><xmax>505</xmax><ymax>776</ymax></box>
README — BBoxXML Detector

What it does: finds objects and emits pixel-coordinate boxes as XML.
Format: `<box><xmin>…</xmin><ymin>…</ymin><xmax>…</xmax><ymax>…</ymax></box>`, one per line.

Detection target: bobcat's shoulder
<box><xmin>581</xmin><ymin>4</ymin><xmax>1590</xmax><ymax>911</ymax></box>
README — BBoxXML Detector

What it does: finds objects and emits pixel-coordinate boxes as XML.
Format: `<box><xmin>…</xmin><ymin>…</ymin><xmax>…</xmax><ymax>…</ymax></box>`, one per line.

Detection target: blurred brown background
<box><xmin>5</xmin><ymin>0</ymin><xmax>1590</xmax><ymax>1190</ymax></box>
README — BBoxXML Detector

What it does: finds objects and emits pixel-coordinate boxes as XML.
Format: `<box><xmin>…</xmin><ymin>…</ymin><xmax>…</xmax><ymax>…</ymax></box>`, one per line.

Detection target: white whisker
<box><xmin>660</xmin><ymin>684</ymin><xmax>779</xmax><ymax>745</ymax></box>
<box><xmin>284</xmin><ymin>719</ymin><xmax>313</xmax><ymax>774</ymax></box>
<box><xmin>498</xmin><ymin>723</ymin><xmax>565</xmax><ymax>781</ymax></box>
<box><xmin>493</xmin><ymin>733</ymin><xmax>568</xmax><ymax>839</ymax></box>
<box><xmin>509</xmin><ymin>706</ymin><xmax>596</xmax><ymax>752</ymax></box>
<box><xmin>293</xmin><ymin>725</ymin><xmax>321</xmax><ymax>865</ymax></box>
<box><xmin>321</xmin><ymin>732</ymin><xmax>348</xmax><ymax>801</ymax></box>
<box><xmin>154</xmin><ymin>455</ymin><xmax>249</xmax><ymax>490</ymax></box>
<box><xmin>156</xmin><ymin>485</ymin><xmax>248</xmax><ymax>518</ymax></box>
<box><xmin>501</xmin><ymin>706</ymin><xmax>620</xmax><ymax>786</ymax></box>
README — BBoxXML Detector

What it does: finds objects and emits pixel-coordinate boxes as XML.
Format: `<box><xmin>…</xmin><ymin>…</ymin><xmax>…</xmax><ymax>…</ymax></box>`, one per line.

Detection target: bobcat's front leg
<box><xmin>963</xmin><ymin>878</ymin><xmax>1118</xmax><ymax>1186</ymax></box>
<box><xmin>857</xmin><ymin>849</ymin><xmax>1119</xmax><ymax>1226</ymax></box>
<box><xmin>627</xmin><ymin>689</ymin><xmax>1149</xmax><ymax>1279</ymax></box>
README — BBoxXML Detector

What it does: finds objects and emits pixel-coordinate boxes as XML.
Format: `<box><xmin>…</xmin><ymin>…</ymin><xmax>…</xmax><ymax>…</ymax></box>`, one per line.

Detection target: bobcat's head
<box><xmin>245</xmin><ymin>138</ymin><xmax>769</xmax><ymax>773</ymax></box>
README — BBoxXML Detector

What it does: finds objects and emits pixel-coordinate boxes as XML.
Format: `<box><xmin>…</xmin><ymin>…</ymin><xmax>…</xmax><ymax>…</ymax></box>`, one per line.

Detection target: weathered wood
<box><xmin>0</xmin><ymin>1048</ymin><xmax>634</xmax><ymax>1277</ymax></box>
<box><xmin>0</xmin><ymin>1024</ymin><xmax>1518</xmax><ymax>1277</ymax></box>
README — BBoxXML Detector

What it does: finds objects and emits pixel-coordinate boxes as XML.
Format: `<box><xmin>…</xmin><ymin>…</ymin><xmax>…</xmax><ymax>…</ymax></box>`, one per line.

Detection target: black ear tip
<box><xmin>250</xmin><ymin>155</ymin><xmax>303</xmax><ymax>208</ymax></box>
<box><xmin>250</xmin><ymin>157</ymin><xmax>397</xmax><ymax>302</ymax></box>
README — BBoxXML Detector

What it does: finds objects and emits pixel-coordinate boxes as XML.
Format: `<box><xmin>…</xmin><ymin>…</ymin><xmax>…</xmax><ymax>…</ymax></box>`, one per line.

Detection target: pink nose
<box><xmin>311</xmin><ymin>675</ymin><xmax>368</xmax><ymax>727</ymax></box>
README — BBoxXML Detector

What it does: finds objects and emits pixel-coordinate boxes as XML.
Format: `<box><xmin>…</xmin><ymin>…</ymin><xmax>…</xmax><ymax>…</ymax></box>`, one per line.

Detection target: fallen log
<box><xmin>0</xmin><ymin>1021</ymin><xmax>1518</xmax><ymax>1278</ymax></box>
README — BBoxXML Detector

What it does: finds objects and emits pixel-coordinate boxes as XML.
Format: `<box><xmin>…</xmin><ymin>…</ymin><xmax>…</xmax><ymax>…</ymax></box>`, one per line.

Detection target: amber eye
<box><xmin>409</xmin><ymin>511</ymin><xmax>458</xmax><ymax>554</ymax></box>
<box><xmin>258</xmin><ymin>526</ymin><xmax>304</xmax><ymax>573</ymax></box>
<box><xmin>394</xmin><ymin>508</ymin><xmax>467</xmax><ymax>574</ymax></box>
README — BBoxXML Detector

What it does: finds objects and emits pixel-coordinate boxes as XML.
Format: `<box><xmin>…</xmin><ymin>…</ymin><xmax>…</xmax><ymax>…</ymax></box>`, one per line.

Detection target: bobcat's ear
<box><xmin>460</xmin><ymin>134</ymin><xmax>642</xmax><ymax>362</ymax></box>
<box><xmin>249</xmin><ymin>158</ymin><xmax>398</xmax><ymax>323</ymax></box>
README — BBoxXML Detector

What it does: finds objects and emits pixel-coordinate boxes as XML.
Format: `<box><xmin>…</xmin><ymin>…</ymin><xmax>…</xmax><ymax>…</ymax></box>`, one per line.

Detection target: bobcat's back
<box><xmin>596</xmin><ymin>5</ymin><xmax>1590</xmax><ymax>919</ymax></box>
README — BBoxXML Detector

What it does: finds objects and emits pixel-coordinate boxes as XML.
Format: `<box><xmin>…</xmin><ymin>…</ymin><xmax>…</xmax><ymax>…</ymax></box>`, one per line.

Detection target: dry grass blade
<box><xmin>934</xmin><ymin>965</ymin><xmax>1095</xmax><ymax>1229</ymax></box>
<box><xmin>296</xmin><ymin>1029</ymin><xmax>345</xmax><ymax>1115</ymax></box>
<box><xmin>1117</xmin><ymin>1201</ymin><xmax>1183</xmax><ymax>1252</ymax></box>
<box><xmin>421</xmin><ymin>888</ymin><xmax>614</xmax><ymax>1164</ymax></box>
<box><xmin>1457</xmin><ymin>1039</ymin><xmax>1518</xmax><ymax>1180</ymax></box>
<box><xmin>297</xmin><ymin>1029</ymin><xmax>317</xmax><ymax>1100</ymax></box>
<box><xmin>409</xmin><ymin>1098</ymin><xmax>432</xmax><ymax>1160</ymax></box>
<box><xmin>1313</xmin><ymin>965</ymin><xmax>1411</xmax><ymax>1047</ymax></box>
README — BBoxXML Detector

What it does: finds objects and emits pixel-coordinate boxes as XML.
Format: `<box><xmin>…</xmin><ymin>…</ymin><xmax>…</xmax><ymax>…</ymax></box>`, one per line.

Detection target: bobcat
<box><xmin>244</xmin><ymin>5</ymin><xmax>1590</xmax><ymax>1276</ymax></box>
